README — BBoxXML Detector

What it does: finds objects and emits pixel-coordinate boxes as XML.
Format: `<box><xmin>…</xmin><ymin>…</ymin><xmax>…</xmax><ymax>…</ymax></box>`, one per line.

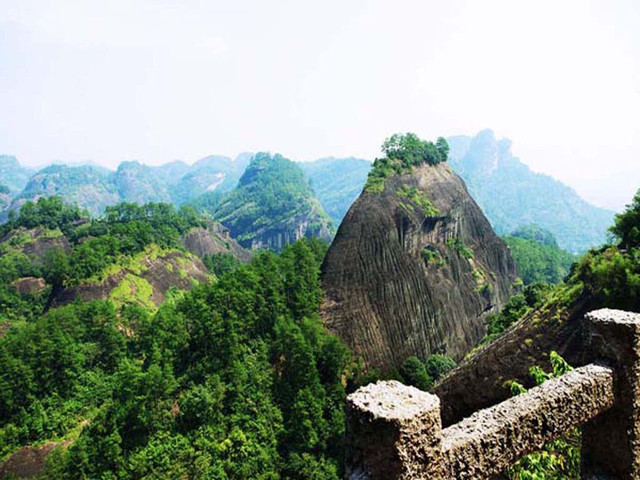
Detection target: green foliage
<box><xmin>108</xmin><ymin>274</ymin><xmax>155</xmax><ymax>309</ymax></box>
<box><xmin>573</xmin><ymin>246</ymin><xmax>640</xmax><ymax>312</ymax></box>
<box><xmin>365</xmin><ymin>133</ymin><xmax>448</xmax><ymax>193</ymax></box>
<box><xmin>611</xmin><ymin>189</ymin><xmax>640</xmax><ymax>249</ymax></box>
<box><xmin>446</xmin><ymin>237</ymin><xmax>474</xmax><ymax>259</ymax></box>
<box><xmin>397</xmin><ymin>185</ymin><xmax>439</xmax><ymax>216</ymax></box>
<box><xmin>421</xmin><ymin>246</ymin><xmax>445</xmax><ymax>267</ymax></box>
<box><xmin>507</xmin><ymin>352</ymin><xmax>579</xmax><ymax>480</ymax></box>
<box><xmin>504</xmin><ymin>225</ymin><xmax>575</xmax><ymax>285</ymax></box>
<box><xmin>424</xmin><ymin>354</ymin><xmax>456</xmax><ymax>381</ymax></box>
<box><xmin>484</xmin><ymin>283</ymin><xmax>554</xmax><ymax>343</ymax></box>
<box><xmin>0</xmin><ymin>238</ymin><xmax>348</xmax><ymax>479</ymax></box>
<box><xmin>381</xmin><ymin>133</ymin><xmax>448</xmax><ymax>167</ymax></box>
<box><xmin>399</xmin><ymin>356</ymin><xmax>432</xmax><ymax>391</ymax></box>
<box><xmin>0</xmin><ymin>196</ymin><xmax>84</xmax><ymax>237</ymax></box>
<box><xmin>203</xmin><ymin>252</ymin><xmax>242</xmax><ymax>277</ymax></box>
<box><xmin>398</xmin><ymin>354</ymin><xmax>457</xmax><ymax>391</ymax></box>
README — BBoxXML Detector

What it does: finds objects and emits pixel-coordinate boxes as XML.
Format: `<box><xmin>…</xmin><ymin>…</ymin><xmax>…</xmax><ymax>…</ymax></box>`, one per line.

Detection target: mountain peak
<box><xmin>322</xmin><ymin>160</ymin><xmax>517</xmax><ymax>371</ymax></box>
<box><xmin>214</xmin><ymin>152</ymin><xmax>333</xmax><ymax>251</ymax></box>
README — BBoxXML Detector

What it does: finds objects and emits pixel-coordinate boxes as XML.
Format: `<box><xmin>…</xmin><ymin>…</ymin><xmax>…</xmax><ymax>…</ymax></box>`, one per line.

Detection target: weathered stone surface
<box><xmin>582</xmin><ymin>309</ymin><xmax>640</xmax><ymax>479</ymax></box>
<box><xmin>345</xmin><ymin>381</ymin><xmax>442</xmax><ymax>480</ymax></box>
<box><xmin>440</xmin><ymin>365</ymin><xmax>614</xmax><ymax>479</ymax></box>
<box><xmin>181</xmin><ymin>221</ymin><xmax>253</xmax><ymax>263</ymax></box>
<box><xmin>0</xmin><ymin>440</ymin><xmax>70</xmax><ymax>479</ymax></box>
<box><xmin>346</xmin><ymin>366</ymin><xmax>614</xmax><ymax>480</ymax></box>
<box><xmin>12</xmin><ymin>276</ymin><xmax>47</xmax><ymax>295</ymax></box>
<box><xmin>0</xmin><ymin>227</ymin><xmax>70</xmax><ymax>264</ymax></box>
<box><xmin>322</xmin><ymin>162</ymin><xmax>517</xmax><ymax>372</ymax></box>
<box><xmin>52</xmin><ymin>250</ymin><xmax>211</xmax><ymax>308</ymax></box>
<box><xmin>346</xmin><ymin>310</ymin><xmax>640</xmax><ymax>480</ymax></box>
<box><xmin>432</xmin><ymin>293</ymin><xmax>593</xmax><ymax>426</ymax></box>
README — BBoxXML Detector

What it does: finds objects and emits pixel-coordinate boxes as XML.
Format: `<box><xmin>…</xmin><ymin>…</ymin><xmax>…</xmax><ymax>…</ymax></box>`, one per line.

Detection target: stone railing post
<box><xmin>582</xmin><ymin>309</ymin><xmax>640</xmax><ymax>479</ymax></box>
<box><xmin>345</xmin><ymin>380</ymin><xmax>442</xmax><ymax>479</ymax></box>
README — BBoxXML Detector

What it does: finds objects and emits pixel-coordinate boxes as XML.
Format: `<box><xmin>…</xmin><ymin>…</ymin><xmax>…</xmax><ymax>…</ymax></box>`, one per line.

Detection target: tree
<box><xmin>611</xmin><ymin>189</ymin><xmax>640</xmax><ymax>249</ymax></box>
<box><xmin>399</xmin><ymin>356</ymin><xmax>432</xmax><ymax>391</ymax></box>
<box><xmin>435</xmin><ymin>137</ymin><xmax>450</xmax><ymax>162</ymax></box>
<box><xmin>381</xmin><ymin>133</ymin><xmax>446</xmax><ymax>167</ymax></box>
<box><xmin>424</xmin><ymin>354</ymin><xmax>456</xmax><ymax>382</ymax></box>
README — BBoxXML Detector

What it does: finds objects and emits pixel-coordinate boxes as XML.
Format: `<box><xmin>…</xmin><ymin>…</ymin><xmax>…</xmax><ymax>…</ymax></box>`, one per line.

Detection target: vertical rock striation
<box><xmin>321</xmin><ymin>162</ymin><xmax>516</xmax><ymax>372</ymax></box>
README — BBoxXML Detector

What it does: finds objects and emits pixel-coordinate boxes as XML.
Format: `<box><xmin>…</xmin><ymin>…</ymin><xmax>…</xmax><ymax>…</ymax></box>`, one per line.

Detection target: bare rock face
<box><xmin>181</xmin><ymin>222</ymin><xmax>253</xmax><ymax>263</ymax></box>
<box><xmin>321</xmin><ymin>162</ymin><xmax>516</xmax><ymax>372</ymax></box>
<box><xmin>12</xmin><ymin>277</ymin><xmax>47</xmax><ymax>296</ymax></box>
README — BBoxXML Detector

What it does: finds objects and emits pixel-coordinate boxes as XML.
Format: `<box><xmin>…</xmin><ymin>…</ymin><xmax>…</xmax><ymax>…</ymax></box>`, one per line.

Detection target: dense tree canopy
<box><xmin>0</xmin><ymin>227</ymin><xmax>350</xmax><ymax>479</ymax></box>
<box><xmin>610</xmin><ymin>189</ymin><xmax>640</xmax><ymax>249</ymax></box>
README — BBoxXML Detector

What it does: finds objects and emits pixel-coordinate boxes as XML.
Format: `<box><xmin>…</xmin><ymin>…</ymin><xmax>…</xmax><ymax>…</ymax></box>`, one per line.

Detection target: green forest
<box><xmin>0</xmin><ymin>197</ymin><xmax>351</xmax><ymax>479</ymax></box>
<box><xmin>503</xmin><ymin>224</ymin><xmax>575</xmax><ymax>285</ymax></box>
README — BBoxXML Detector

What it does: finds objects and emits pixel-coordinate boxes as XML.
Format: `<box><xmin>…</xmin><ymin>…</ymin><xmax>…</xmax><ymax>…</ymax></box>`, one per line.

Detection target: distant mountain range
<box><xmin>446</xmin><ymin>130</ymin><xmax>615</xmax><ymax>253</ymax></box>
<box><xmin>0</xmin><ymin>131</ymin><xmax>618</xmax><ymax>252</ymax></box>
<box><xmin>299</xmin><ymin>157</ymin><xmax>371</xmax><ymax>225</ymax></box>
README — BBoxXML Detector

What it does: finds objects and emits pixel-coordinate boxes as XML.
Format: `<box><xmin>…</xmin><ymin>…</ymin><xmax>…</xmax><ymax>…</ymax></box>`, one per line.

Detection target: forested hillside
<box><xmin>0</xmin><ymin>155</ymin><xmax>250</xmax><ymax>222</ymax></box>
<box><xmin>213</xmin><ymin>153</ymin><xmax>334</xmax><ymax>251</ymax></box>
<box><xmin>504</xmin><ymin>225</ymin><xmax>575</xmax><ymax>285</ymax></box>
<box><xmin>0</xmin><ymin>198</ymin><xmax>350</xmax><ymax>479</ymax></box>
<box><xmin>0</xmin><ymin>131</ymin><xmax>616</xmax><ymax>255</ymax></box>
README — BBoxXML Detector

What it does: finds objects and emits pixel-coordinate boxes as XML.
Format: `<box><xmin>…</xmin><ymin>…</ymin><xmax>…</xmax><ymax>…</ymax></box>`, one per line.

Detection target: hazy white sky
<box><xmin>1</xmin><ymin>0</ymin><xmax>639</xmax><ymax>211</ymax></box>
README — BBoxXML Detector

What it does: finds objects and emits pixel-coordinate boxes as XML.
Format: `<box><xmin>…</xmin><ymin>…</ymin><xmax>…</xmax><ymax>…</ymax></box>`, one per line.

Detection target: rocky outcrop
<box><xmin>52</xmin><ymin>248</ymin><xmax>211</xmax><ymax>309</ymax></box>
<box><xmin>12</xmin><ymin>277</ymin><xmax>47</xmax><ymax>296</ymax></box>
<box><xmin>181</xmin><ymin>222</ymin><xmax>253</xmax><ymax>262</ymax></box>
<box><xmin>243</xmin><ymin>204</ymin><xmax>333</xmax><ymax>251</ymax></box>
<box><xmin>0</xmin><ymin>227</ymin><xmax>70</xmax><ymax>264</ymax></box>
<box><xmin>0</xmin><ymin>440</ymin><xmax>71</xmax><ymax>479</ymax></box>
<box><xmin>432</xmin><ymin>290</ymin><xmax>595</xmax><ymax>426</ymax></box>
<box><xmin>321</xmin><ymin>162</ymin><xmax>516</xmax><ymax>372</ymax></box>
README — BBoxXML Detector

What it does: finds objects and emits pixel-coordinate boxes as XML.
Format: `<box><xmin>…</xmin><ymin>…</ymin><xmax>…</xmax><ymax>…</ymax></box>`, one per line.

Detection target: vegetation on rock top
<box><xmin>364</xmin><ymin>133</ymin><xmax>449</xmax><ymax>193</ymax></box>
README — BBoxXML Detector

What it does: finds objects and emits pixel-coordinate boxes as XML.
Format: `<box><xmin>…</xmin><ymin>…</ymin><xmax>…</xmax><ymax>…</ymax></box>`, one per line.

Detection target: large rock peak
<box><xmin>321</xmin><ymin>162</ymin><xmax>517</xmax><ymax>371</ymax></box>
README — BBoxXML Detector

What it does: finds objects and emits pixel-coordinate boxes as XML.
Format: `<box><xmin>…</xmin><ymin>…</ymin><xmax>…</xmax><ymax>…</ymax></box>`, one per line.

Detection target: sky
<box><xmin>0</xmin><ymin>0</ymin><xmax>639</xmax><ymax>211</ymax></box>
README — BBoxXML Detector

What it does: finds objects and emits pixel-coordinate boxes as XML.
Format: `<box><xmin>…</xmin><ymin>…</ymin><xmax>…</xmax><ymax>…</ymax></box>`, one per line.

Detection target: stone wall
<box><xmin>345</xmin><ymin>309</ymin><xmax>640</xmax><ymax>479</ymax></box>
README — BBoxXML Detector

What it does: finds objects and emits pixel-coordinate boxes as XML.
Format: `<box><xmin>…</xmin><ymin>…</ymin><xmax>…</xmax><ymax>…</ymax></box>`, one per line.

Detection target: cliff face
<box><xmin>181</xmin><ymin>221</ymin><xmax>253</xmax><ymax>262</ymax></box>
<box><xmin>432</xmin><ymin>292</ymin><xmax>592</xmax><ymax>426</ymax></box>
<box><xmin>321</xmin><ymin>162</ymin><xmax>517</xmax><ymax>371</ymax></box>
